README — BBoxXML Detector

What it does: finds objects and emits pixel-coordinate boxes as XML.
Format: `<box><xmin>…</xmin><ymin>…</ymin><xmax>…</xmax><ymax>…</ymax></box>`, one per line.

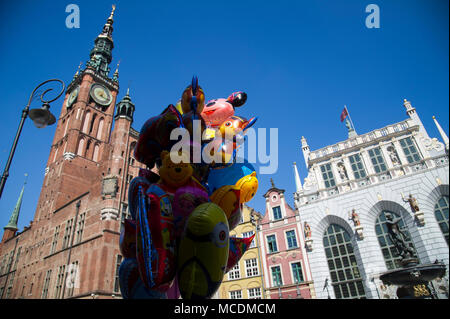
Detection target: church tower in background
<box><xmin>0</xmin><ymin>6</ymin><xmax>144</xmax><ymax>299</ymax></box>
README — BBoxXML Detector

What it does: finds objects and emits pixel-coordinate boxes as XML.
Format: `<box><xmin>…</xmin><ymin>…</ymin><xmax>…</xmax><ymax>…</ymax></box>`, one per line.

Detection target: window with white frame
<box><xmin>271</xmin><ymin>265</ymin><xmax>282</xmax><ymax>287</ymax></box>
<box><xmin>291</xmin><ymin>262</ymin><xmax>305</xmax><ymax>283</ymax></box>
<box><xmin>245</xmin><ymin>258</ymin><xmax>259</xmax><ymax>277</ymax></box>
<box><xmin>272</xmin><ymin>206</ymin><xmax>282</xmax><ymax>220</ymax></box>
<box><xmin>229</xmin><ymin>290</ymin><xmax>242</xmax><ymax>299</ymax></box>
<box><xmin>242</xmin><ymin>231</ymin><xmax>256</xmax><ymax>248</ymax></box>
<box><xmin>320</xmin><ymin>163</ymin><xmax>336</xmax><ymax>188</ymax></box>
<box><xmin>228</xmin><ymin>263</ymin><xmax>241</xmax><ymax>280</ymax></box>
<box><xmin>286</xmin><ymin>230</ymin><xmax>298</xmax><ymax>249</ymax></box>
<box><xmin>348</xmin><ymin>153</ymin><xmax>367</xmax><ymax>180</ymax></box>
<box><xmin>399</xmin><ymin>136</ymin><xmax>422</xmax><ymax>163</ymax></box>
<box><xmin>267</xmin><ymin>234</ymin><xmax>278</xmax><ymax>253</ymax></box>
<box><xmin>368</xmin><ymin>147</ymin><xmax>387</xmax><ymax>173</ymax></box>
<box><xmin>248</xmin><ymin>287</ymin><xmax>262</xmax><ymax>299</ymax></box>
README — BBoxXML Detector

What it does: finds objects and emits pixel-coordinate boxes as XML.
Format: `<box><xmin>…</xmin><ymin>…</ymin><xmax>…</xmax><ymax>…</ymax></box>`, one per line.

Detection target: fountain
<box><xmin>379</xmin><ymin>213</ymin><xmax>447</xmax><ymax>299</ymax></box>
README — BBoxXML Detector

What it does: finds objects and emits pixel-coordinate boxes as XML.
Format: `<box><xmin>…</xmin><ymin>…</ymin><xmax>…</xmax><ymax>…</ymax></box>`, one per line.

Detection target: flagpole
<box><xmin>345</xmin><ymin>105</ymin><xmax>356</xmax><ymax>132</ymax></box>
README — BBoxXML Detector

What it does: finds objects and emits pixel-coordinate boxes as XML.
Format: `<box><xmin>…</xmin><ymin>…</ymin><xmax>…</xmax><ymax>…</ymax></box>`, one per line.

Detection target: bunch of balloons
<box><xmin>118</xmin><ymin>77</ymin><xmax>259</xmax><ymax>299</ymax></box>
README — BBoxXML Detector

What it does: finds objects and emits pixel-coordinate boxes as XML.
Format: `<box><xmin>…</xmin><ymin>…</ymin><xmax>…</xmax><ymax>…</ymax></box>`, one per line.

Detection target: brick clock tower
<box><xmin>0</xmin><ymin>6</ymin><xmax>145</xmax><ymax>299</ymax></box>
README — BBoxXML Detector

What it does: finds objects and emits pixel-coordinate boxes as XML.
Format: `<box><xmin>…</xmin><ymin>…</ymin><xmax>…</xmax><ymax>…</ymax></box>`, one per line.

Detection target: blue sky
<box><xmin>0</xmin><ymin>0</ymin><xmax>448</xmax><ymax>237</ymax></box>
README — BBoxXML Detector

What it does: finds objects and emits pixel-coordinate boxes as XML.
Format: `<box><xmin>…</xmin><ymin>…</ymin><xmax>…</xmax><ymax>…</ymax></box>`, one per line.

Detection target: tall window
<box><xmin>375</xmin><ymin>211</ymin><xmax>417</xmax><ymax>270</ymax></box>
<box><xmin>286</xmin><ymin>230</ymin><xmax>298</xmax><ymax>249</ymax></box>
<box><xmin>434</xmin><ymin>196</ymin><xmax>449</xmax><ymax>245</ymax></box>
<box><xmin>228</xmin><ymin>263</ymin><xmax>240</xmax><ymax>280</ymax></box>
<box><xmin>42</xmin><ymin>269</ymin><xmax>52</xmax><ymax>299</ymax></box>
<box><xmin>51</xmin><ymin>226</ymin><xmax>60</xmax><ymax>254</ymax></box>
<box><xmin>248</xmin><ymin>287</ymin><xmax>262</xmax><ymax>299</ymax></box>
<box><xmin>229</xmin><ymin>290</ymin><xmax>242</xmax><ymax>299</ymax></box>
<box><xmin>320</xmin><ymin>163</ymin><xmax>336</xmax><ymax>188</ymax></box>
<box><xmin>245</xmin><ymin>258</ymin><xmax>259</xmax><ymax>277</ymax></box>
<box><xmin>96</xmin><ymin>118</ymin><xmax>104</xmax><ymax>140</ymax></box>
<box><xmin>54</xmin><ymin>265</ymin><xmax>66</xmax><ymax>299</ymax></box>
<box><xmin>348</xmin><ymin>153</ymin><xmax>367</xmax><ymax>180</ymax></box>
<box><xmin>399</xmin><ymin>137</ymin><xmax>421</xmax><ymax>163</ymax></box>
<box><xmin>291</xmin><ymin>262</ymin><xmax>304</xmax><ymax>283</ymax></box>
<box><xmin>12</xmin><ymin>247</ymin><xmax>21</xmax><ymax>271</ymax></box>
<box><xmin>5</xmin><ymin>272</ymin><xmax>15</xmax><ymax>299</ymax></box>
<box><xmin>368</xmin><ymin>147</ymin><xmax>387</xmax><ymax>173</ymax></box>
<box><xmin>62</xmin><ymin>219</ymin><xmax>74</xmax><ymax>249</ymax></box>
<box><xmin>114</xmin><ymin>255</ymin><xmax>123</xmax><ymax>293</ymax></box>
<box><xmin>66</xmin><ymin>261</ymin><xmax>79</xmax><ymax>298</ymax></box>
<box><xmin>93</xmin><ymin>144</ymin><xmax>100</xmax><ymax>162</ymax></box>
<box><xmin>271</xmin><ymin>266</ymin><xmax>283</xmax><ymax>287</ymax></box>
<box><xmin>76</xmin><ymin>139</ymin><xmax>85</xmax><ymax>156</ymax></box>
<box><xmin>82</xmin><ymin>111</ymin><xmax>91</xmax><ymax>133</ymax></box>
<box><xmin>323</xmin><ymin>224</ymin><xmax>366</xmax><ymax>299</ymax></box>
<box><xmin>272</xmin><ymin>206</ymin><xmax>282</xmax><ymax>220</ymax></box>
<box><xmin>75</xmin><ymin>213</ymin><xmax>86</xmax><ymax>244</ymax></box>
<box><xmin>267</xmin><ymin>235</ymin><xmax>278</xmax><ymax>253</ymax></box>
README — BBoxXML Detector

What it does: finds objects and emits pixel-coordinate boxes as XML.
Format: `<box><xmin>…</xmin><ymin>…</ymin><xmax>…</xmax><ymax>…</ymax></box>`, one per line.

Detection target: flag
<box><xmin>340</xmin><ymin>107</ymin><xmax>348</xmax><ymax>122</ymax></box>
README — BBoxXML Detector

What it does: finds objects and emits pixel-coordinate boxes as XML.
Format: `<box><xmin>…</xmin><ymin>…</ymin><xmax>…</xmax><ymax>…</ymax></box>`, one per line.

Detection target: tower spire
<box><xmin>433</xmin><ymin>116</ymin><xmax>449</xmax><ymax>152</ymax></box>
<box><xmin>293</xmin><ymin>162</ymin><xmax>303</xmax><ymax>192</ymax></box>
<box><xmin>2</xmin><ymin>174</ymin><xmax>27</xmax><ymax>241</ymax></box>
<box><xmin>86</xmin><ymin>5</ymin><xmax>117</xmax><ymax>77</ymax></box>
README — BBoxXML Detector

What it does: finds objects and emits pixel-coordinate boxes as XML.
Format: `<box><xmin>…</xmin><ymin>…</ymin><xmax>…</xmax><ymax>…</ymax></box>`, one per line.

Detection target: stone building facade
<box><xmin>257</xmin><ymin>180</ymin><xmax>314</xmax><ymax>299</ymax></box>
<box><xmin>293</xmin><ymin>100</ymin><xmax>449</xmax><ymax>299</ymax></box>
<box><xmin>0</xmin><ymin>8</ymin><xmax>145</xmax><ymax>299</ymax></box>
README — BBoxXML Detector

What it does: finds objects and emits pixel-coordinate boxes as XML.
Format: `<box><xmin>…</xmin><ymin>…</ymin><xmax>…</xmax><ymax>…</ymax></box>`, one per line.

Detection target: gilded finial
<box><xmin>270</xmin><ymin>178</ymin><xmax>275</xmax><ymax>188</ymax></box>
<box><xmin>109</xmin><ymin>4</ymin><xmax>116</xmax><ymax>20</ymax></box>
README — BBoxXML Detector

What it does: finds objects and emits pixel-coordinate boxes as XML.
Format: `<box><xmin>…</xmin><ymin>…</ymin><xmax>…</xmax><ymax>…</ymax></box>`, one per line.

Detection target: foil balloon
<box><xmin>234</xmin><ymin>172</ymin><xmax>259</xmax><ymax>203</ymax></box>
<box><xmin>207</xmin><ymin>159</ymin><xmax>256</xmax><ymax>193</ymax></box>
<box><xmin>119</xmin><ymin>219</ymin><xmax>137</xmax><ymax>258</ymax></box>
<box><xmin>134</xmin><ymin>104</ymin><xmax>184</xmax><ymax>168</ymax></box>
<box><xmin>135</xmin><ymin>186</ymin><xmax>176</xmax><ymax>292</ymax></box>
<box><xmin>210</xmin><ymin>185</ymin><xmax>240</xmax><ymax>220</ymax></box>
<box><xmin>201</xmin><ymin>92</ymin><xmax>247</xmax><ymax>127</ymax></box>
<box><xmin>177</xmin><ymin>203</ymin><xmax>229</xmax><ymax>299</ymax></box>
<box><xmin>172</xmin><ymin>185</ymin><xmax>209</xmax><ymax>237</ymax></box>
<box><xmin>226</xmin><ymin>234</ymin><xmax>256</xmax><ymax>273</ymax></box>
<box><xmin>119</xmin><ymin>258</ymin><xmax>167</xmax><ymax>299</ymax></box>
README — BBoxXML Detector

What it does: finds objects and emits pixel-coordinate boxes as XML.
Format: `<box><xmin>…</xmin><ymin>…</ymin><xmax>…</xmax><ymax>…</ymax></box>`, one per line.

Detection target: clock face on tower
<box><xmin>66</xmin><ymin>86</ymin><xmax>79</xmax><ymax>108</ymax></box>
<box><xmin>90</xmin><ymin>83</ymin><xmax>112</xmax><ymax>106</ymax></box>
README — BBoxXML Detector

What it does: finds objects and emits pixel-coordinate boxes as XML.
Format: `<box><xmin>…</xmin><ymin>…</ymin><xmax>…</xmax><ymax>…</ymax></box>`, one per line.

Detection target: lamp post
<box><xmin>0</xmin><ymin>79</ymin><xmax>64</xmax><ymax>200</ymax></box>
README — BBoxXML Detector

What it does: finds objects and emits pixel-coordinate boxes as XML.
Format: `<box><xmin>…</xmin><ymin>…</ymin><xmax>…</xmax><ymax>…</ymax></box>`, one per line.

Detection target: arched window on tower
<box><xmin>93</xmin><ymin>144</ymin><xmax>100</xmax><ymax>162</ymax></box>
<box><xmin>53</xmin><ymin>146</ymin><xmax>58</xmax><ymax>163</ymax></box>
<box><xmin>82</xmin><ymin>112</ymin><xmax>91</xmax><ymax>134</ymax></box>
<box><xmin>375</xmin><ymin>210</ymin><xmax>418</xmax><ymax>270</ymax></box>
<box><xmin>323</xmin><ymin>224</ymin><xmax>366</xmax><ymax>299</ymax></box>
<box><xmin>63</xmin><ymin>116</ymin><xmax>70</xmax><ymax>136</ymax></box>
<box><xmin>97</xmin><ymin>118</ymin><xmax>104</xmax><ymax>140</ymax></box>
<box><xmin>434</xmin><ymin>196</ymin><xmax>449</xmax><ymax>245</ymax></box>
<box><xmin>77</xmin><ymin>139</ymin><xmax>85</xmax><ymax>156</ymax></box>
<box><xmin>89</xmin><ymin>113</ymin><xmax>97</xmax><ymax>135</ymax></box>
<box><xmin>85</xmin><ymin>140</ymin><xmax>91</xmax><ymax>158</ymax></box>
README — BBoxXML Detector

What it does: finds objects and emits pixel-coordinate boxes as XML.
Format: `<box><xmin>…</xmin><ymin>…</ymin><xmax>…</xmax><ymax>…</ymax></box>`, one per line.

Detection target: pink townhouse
<box><xmin>257</xmin><ymin>180</ymin><xmax>316</xmax><ymax>299</ymax></box>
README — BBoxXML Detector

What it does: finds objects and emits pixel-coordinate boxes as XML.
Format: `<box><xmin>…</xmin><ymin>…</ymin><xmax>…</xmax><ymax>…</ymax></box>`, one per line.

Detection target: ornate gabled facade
<box><xmin>257</xmin><ymin>179</ymin><xmax>314</xmax><ymax>299</ymax></box>
<box><xmin>0</xmin><ymin>7</ymin><xmax>147</xmax><ymax>299</ymax></box>
<box><xmin>294</xmin><ymin>99</ymin><xmax>449</xmax><ymax>299</ymax></box>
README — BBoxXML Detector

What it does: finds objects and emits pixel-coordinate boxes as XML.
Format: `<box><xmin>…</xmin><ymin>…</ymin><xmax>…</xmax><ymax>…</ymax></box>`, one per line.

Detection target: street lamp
<box><xmin>0</xmin><ymin>79</ymin><xmax>64</xmax><ymax>200</ymax></box>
